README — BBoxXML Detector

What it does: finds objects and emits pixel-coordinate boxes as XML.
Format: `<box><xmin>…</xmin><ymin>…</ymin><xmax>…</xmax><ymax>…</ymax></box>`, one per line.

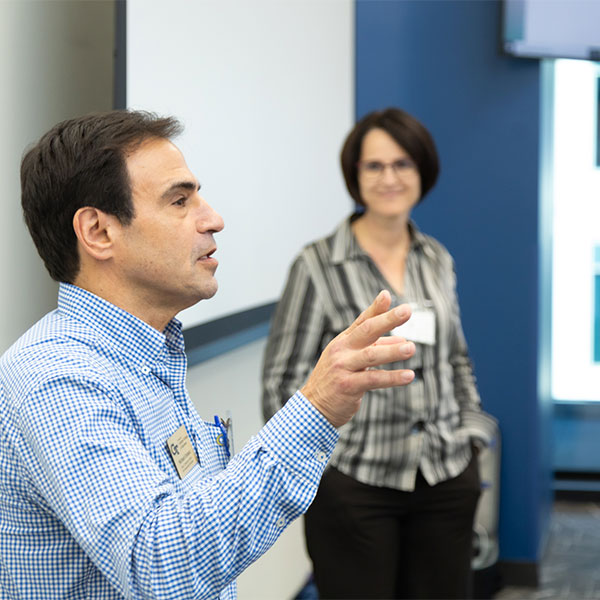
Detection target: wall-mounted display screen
<box><xmin>503</xmin><ymin>0</ymin><xmax>600</xmax><ymax>60</ymax></box>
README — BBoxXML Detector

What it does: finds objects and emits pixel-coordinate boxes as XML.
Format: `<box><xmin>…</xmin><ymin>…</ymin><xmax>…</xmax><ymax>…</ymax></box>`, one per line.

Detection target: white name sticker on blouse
<box><xmin>392</xmin><ymin>304</ymin><xmax>436</xmax><ymax>346</ymax></box>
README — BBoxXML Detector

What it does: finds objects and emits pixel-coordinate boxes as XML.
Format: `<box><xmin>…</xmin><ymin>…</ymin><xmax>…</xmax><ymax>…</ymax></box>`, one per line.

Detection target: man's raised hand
<box><xmin>301</xmin><ymin>290</ymin><xmax>416</xmax><ymax>428</ymax></box>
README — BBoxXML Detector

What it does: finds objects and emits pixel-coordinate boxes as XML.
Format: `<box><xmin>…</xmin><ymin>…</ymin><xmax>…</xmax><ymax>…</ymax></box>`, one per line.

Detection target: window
<box><xmin>551</xmin><ymin>59</ymin><xmax>600</xmax><ymax>401</ymax></box>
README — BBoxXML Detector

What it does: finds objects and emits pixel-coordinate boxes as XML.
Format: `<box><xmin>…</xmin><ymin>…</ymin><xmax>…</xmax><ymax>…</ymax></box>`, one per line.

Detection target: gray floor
<box><xmin>494</xmin><ymin>500</ymin><xmax>600</xmax><ymax>599</ymax></box>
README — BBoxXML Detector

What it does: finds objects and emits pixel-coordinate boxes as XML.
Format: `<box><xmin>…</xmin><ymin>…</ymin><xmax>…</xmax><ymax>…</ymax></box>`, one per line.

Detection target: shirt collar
<box><xmin>57</xmin><ymin>283</ymin><xmax>185</xmax><ymax>366</ymax></box>
<box><xmin>330</xmin><ymin>215</ymin><xmax>428</xmax><ymax>265</ymax></box>
<box><xmin>330</xmin><ymin>216</ymin><xmax>364</xmax><ymax>264</ymax></box>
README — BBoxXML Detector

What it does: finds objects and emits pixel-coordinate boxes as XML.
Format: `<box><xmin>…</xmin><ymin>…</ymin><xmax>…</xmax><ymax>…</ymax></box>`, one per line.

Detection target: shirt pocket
<box><xmin>191</xmin><ymin>417</ymin><xmax>231</xmax><ymax>475</ymax></box>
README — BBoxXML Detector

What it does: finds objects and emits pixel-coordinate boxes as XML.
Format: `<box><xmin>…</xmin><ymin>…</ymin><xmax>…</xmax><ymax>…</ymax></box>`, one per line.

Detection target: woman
<box><xmin>261</xmin><ymin>108</ymin><xmax>496</xmax><ymax>599</ymax></box>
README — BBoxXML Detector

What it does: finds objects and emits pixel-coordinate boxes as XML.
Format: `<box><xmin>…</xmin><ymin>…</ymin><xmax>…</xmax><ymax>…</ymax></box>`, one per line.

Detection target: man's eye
<box><xmin>173</xmin><ymin>197</ymin><xmax>187</xmax><ymax>206</ymax></box>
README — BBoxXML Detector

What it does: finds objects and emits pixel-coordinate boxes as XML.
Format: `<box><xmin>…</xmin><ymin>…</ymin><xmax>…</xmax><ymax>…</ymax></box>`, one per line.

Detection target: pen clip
<box><xmin>214</xmin><ymin>415</ymin><xmax>231</xmax><ymax>460</ymax></box>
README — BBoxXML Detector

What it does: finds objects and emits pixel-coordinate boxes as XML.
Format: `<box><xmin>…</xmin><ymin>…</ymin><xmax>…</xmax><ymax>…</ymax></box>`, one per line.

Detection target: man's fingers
<box><xmin>345</xmin><ymin>339</ymin><xmax>415</xmax><ymax>372</ymax></box>
<box><xmin>372</xmin><ymin>335</ymin><xmax>410</xmax><ymax>346</ymax></box>
<box><xmin>345</xmin><ymin>290</ymin><xmax>392</xmax><ymax>335</ymax></box>
<box><xmin>347</xmin><ymin>303</ymin><xmax>412</xmax><ymax>350</ymax></box>
<box><xmin>302</xmin><ymin>295</ymin><xmax>415</xmax><ymax>428</ymax></box>
<box><xmin>352</xmin><ymin>367</ymin><xmax>416</xmax><ymax>392</ymax></box>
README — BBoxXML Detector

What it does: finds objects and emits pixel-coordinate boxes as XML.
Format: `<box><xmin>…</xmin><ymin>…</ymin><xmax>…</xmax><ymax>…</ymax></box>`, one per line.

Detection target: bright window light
<box><xmin>551</xmin><ymin>59</ymin><xmax>600</xmax><ymax>401</ymax></box>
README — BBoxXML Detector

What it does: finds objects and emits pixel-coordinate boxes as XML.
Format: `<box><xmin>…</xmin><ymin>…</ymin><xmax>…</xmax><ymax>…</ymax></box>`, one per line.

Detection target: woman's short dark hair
<box><xmin>20</xmin><ymin>110</ymin><xmax>183</xmax><ymax>283</ymax></box>
<box><xmin>340</xmin><ymin>107</ymin><xmax>440</xmax><ymax>207</ymax></box>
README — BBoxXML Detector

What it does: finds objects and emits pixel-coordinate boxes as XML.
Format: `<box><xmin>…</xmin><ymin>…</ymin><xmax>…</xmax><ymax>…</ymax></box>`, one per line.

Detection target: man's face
<box><xmin>113</xmin><ymin>137</ymin><xmax>224</xmax><ymax>323</ymax></box>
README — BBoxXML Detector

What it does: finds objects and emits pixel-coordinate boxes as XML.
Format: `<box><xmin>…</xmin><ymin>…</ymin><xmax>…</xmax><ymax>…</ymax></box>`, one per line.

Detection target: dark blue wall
<box><xmin>356</xmin><ymin>0</ymin><xmax>552</xmax><ymax>563</ymax></box>
<box><xmin>554</xmin><ymin>403</ymin><xmax>600</xmax><ymax>472</ymax></box>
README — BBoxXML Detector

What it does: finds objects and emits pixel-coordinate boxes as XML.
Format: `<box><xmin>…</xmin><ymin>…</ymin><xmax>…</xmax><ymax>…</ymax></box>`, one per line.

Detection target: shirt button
<box><xmin>141</xmin><ymin>365</ymin><xmax>151</xmax><ymax>375</ymax></box>
<box><xmin>315</xmin><ymin>451</ymin><xmax>327</xmax><ymax>463</ymax></box>
<box><xmin>410</xmin><ymin>420</ymin><xmax>425</xmax><ymax>434</ymax></box>
<box><xmin>276</xmin><ymin>517</ymin><xmax>286</xmax><ymax>528</ymax></box>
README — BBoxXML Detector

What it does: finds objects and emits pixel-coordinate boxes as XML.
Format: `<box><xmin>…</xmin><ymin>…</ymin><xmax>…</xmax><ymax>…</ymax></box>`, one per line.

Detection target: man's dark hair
<box><xmin>340</xmin><ymin>107</ymin><xmax>440</xmax><ymax>207</ymax></box>
<box><xmin>21</xmin><ymin>110</ymin><xmax>183</xmax><ymax>283</ymax></box>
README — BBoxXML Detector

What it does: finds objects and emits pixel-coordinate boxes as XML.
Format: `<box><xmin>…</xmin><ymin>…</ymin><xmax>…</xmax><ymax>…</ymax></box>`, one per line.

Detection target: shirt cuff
<box><xmin>257</xmin><ymin>391</ymin><xmax>339</xmax><ymax>483</ymax></box>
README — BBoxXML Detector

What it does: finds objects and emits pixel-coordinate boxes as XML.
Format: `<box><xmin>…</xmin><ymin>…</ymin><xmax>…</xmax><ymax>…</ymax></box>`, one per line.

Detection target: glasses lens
<box><xmin>361</xmin><ymin>161</ymin><xmax>384</xmax><ymax>178</ymax></box>
<box><xmin>392</xmin><ymin>158</ymin><xmax>415</xmax><ymax>172</ymax></box>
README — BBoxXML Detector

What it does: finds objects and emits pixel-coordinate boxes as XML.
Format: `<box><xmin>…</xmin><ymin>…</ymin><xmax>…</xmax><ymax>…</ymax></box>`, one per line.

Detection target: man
<box><xmin>0</xmin><ymin>110</ymin><xmax>415</xmax><ymax>599</ymax></box>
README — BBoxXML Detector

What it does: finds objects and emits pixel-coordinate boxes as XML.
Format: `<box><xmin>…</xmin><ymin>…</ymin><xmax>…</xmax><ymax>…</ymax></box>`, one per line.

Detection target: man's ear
<box><xmin>72</xmin><ymin>207</ymin><xmax>117</xmax><ymax>261</ymax></box>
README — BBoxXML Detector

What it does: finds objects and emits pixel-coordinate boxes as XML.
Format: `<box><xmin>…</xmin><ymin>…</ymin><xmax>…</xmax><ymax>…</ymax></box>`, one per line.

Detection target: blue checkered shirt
<box><xmin>0</xmin><ymin>283</ymin><xmax>338</xmax><ymax>599</ymax></box>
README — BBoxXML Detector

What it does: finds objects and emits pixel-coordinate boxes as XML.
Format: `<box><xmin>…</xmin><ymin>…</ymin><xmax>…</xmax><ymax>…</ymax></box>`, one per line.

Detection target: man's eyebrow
<box><xmin>161</xmin><ymin>180</ymin><xmax>201</xmax><ymax>199</ymax></box>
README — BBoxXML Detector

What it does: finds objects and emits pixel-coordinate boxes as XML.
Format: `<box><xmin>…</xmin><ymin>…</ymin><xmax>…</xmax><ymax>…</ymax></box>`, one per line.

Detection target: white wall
<box><xmin>187</xmin><ymin>338</ymin><xmax>313</xmax><ymax>600</ymax></box>
<box><xmin>126</xmin><ymin>0</ymin><xmax>355</xmax><ymax>329</ymax></box>
<box><xmin>0</xmin><ymin>0</ymin><xmax>114</xmax><ymax>352</ymax></box>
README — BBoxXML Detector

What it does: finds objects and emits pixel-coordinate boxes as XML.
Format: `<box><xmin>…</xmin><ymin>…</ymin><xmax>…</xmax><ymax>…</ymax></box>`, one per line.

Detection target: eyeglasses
<box><xmin>357</xmin><ymin>158</ymin><xmax>416</xmax><ymax>180</ymax></box>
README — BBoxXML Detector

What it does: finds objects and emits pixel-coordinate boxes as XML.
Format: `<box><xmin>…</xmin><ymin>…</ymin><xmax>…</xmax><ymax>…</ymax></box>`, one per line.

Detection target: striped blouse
<box><xmin>262</xmin><ymin>216</ymin><xmax>497</xmax><ymax>491</ymax></box>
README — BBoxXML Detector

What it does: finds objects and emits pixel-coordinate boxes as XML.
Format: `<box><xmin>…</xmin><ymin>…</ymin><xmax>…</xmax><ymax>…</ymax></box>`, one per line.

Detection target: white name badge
<box><xmin>393</xmin><ymin>303</ymin><xmax>436</xmax><ymax>346</ymax></box>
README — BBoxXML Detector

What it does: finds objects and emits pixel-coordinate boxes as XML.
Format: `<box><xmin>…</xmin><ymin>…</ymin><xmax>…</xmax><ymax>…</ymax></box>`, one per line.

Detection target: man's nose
<box><xmin>198</xmin><ymin>198</ymin><xmax>224</xmax><ymax>233</ymax></box>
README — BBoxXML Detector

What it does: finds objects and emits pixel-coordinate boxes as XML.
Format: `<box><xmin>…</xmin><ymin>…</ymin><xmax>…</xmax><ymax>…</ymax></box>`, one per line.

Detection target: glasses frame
<box><xmin>356</xmin><ymin>158</ymin><xmax>417</xmax><ymax>180</ymax></box>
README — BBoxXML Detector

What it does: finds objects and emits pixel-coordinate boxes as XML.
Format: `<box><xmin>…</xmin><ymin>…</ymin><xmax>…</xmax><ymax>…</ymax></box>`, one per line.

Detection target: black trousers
<box><xmin>304</xmin><ymin>455</ymin><xmax>481</xmax><ymax>600</ymax></box>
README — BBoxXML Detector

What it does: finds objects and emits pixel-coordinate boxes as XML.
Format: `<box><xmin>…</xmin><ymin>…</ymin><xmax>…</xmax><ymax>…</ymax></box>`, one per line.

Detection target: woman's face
<box><xmin>357</xmin><ymin>128</ymin><xmax>421</xmax><ymax>220</ymax></box>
